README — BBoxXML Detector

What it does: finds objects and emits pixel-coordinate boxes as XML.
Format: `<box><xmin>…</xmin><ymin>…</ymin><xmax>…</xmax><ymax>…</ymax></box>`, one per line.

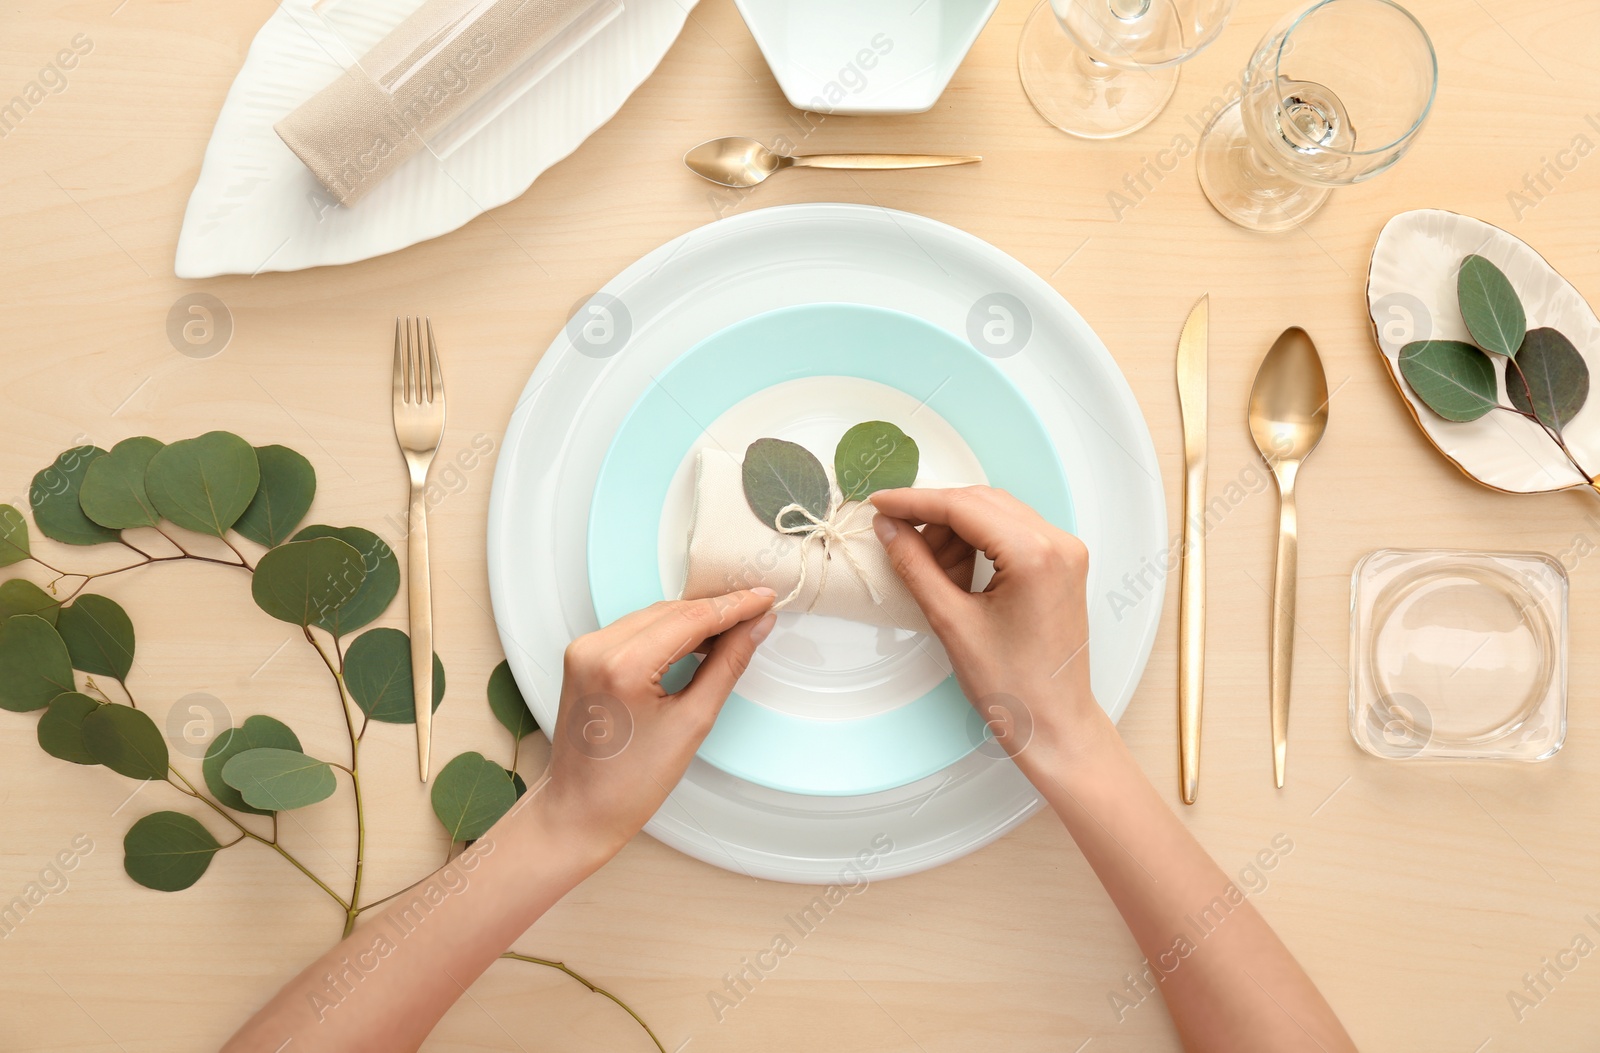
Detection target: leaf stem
<box><xmin>302</xmin><ymin>627</ymin><xmax>366</xmax><ymax>935</ymax></box>
<box><xmin>499</xmin><ymin>953</ymin><xmax>665</xmax><ymax>1053</ymax></box>
<box><xmin>1503</xmin><ymin>359</ymin><xmax>1598</xmax><ymax>482</ymax></box>
<box><xmin>164</xmin><ymin>770</ymin><xmax>349</xmax><ymax>911</ymax></box>
<box><xmin>118</xmin><ymin>537</ymin><xmax>154</xmax><ymax>560</ymax></box>
<box><xmin>351</xmin><ymin>877</ymin><xmax>423</xmax><ymax>916</ymax></box>
<box><xmin>220</xmin><ymin>533</ymin><xmax>255</xmax><ymax>571</ymax></box>
<box><xmin>27</xmin><ymin>553</ymin><xmax>68</xmax><ymax>576</ymax></box>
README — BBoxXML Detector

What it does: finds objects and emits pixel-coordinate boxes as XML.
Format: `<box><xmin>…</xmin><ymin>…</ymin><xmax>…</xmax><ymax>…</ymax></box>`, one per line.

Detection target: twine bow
<box><xmin>769</xmin><ymin>499</ymin><xmax>880</xmax><ymax>613</ymax></box>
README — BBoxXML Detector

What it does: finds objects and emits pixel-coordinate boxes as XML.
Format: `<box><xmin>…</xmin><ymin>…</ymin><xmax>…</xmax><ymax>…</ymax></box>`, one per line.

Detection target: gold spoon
<box><xmin>1247</xmin><ymin>327</ymin><xmax>1329</xmax><ymax>789</ymax></box>
<box><xmin>684</xmin><ymin>136</ymin><xmax>981</xmax><ymax>188</ymax></box>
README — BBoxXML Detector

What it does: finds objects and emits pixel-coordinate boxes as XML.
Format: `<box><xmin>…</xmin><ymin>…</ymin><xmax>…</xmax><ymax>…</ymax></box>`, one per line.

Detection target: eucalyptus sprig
<box><xmin>0</xmin><ymin>431</ymin><xmax>661</xmax><ymax>1052</ymax></box>
<box><xmin>1399</xmin><ymin>254</ymin><xmax>1595</xmax><ymax>482</ymax></box>
<box><xmin>741</xmin><ymin>420</ymin><xmax>919</xmax><ymax>533</ymax></box>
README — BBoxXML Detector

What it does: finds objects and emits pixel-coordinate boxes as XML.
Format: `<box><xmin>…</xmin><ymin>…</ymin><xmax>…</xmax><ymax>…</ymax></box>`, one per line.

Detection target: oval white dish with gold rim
<box><xmin>1367</xmin><ymin>208</ymin><xmax>1600</xmax><ymax>495</ymax></box>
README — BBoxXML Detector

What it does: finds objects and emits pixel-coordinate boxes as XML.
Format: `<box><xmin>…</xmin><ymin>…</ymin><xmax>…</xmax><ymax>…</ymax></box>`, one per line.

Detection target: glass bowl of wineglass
<box><xmin>1018</xmin><ymin>0</ymin><xmax>1236</xmax><ymax>139</ymax></box>
<box><xmin>1195</xmin><ymin>0</ymin><xmax>1437</xmax><ymax>231</ymax></box>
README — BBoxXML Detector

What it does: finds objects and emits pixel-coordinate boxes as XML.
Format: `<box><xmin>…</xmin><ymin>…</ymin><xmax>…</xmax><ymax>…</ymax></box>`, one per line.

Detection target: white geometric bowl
<box><xmin>732</xmin><ymin>0</ymin><xmax>999</xmax><ymax>116</ymax></box>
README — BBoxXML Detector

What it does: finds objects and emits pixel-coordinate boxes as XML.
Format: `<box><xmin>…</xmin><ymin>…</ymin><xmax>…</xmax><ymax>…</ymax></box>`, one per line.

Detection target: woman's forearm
<box><xmin>1020</xmin><ymin>707</ymin><xmax>1356</xmax><ymax>1053</ymax></box>
<box><xmin>222</xmin><ymin>782</ymin><xmax>617</xmax><ymax>1053</ymax></box>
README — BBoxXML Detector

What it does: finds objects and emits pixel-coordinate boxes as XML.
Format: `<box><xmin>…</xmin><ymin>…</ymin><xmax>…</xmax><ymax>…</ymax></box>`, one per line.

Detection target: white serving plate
<box><xmin>174</xmin><ymin>0</ymin><xmax>695</xmax><ymax>277</ymax></box>
<box><xmin>1367</xmin><ymin>208</ymin><xmax>1600</xmax><ymax>494</ymax></box>
<box><xmin>732</xmin><ymin>0</ymin><xmax>999</xmax><ymax>115</ymax></box>
<box><xmin>486</xmin><ymin>203</ymin><xmax>1166</xmax><ymax>883</ymax></box>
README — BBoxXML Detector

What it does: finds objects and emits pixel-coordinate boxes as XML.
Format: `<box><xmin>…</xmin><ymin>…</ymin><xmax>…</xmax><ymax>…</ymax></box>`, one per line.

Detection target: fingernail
<box><xmin>751</xmin><ymin>586</ymin><xmax>776</xmax><ymax>599</ymax></box>
<box><xmin>749</xmin><ymin>612</ymin><xmax>776</xmax><ymax>644</ymax></box>
<box><xmin>873</xmin><ymin>514</ymin><xmax>898</xmax><ymax>544</ymax></box>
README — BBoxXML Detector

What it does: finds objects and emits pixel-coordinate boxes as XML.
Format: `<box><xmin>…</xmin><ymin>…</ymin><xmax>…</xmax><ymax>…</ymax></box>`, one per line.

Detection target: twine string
<box><xmin>769</xmin><ymin>499</ymin><xmax>879</xmax><ymax>612</ymax></box>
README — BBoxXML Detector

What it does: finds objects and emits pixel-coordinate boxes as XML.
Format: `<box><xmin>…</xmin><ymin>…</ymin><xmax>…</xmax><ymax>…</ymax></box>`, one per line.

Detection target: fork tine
<box><xmin>425</xmin><ymin>318</ymin><xmax>442</xmax><ymax>404</ymax></box>
<box><xmin>406</xmin><ymin>316</ymin><xmax>418</xmax><ymax>404</ymax></box>
<box><xmin>416</xmin><ymin>313</ymin><xmax>428</xmax><ymax>403</ymax></box>
<box><xmin>392</xmin><ymin>317</ymin><xmax>404</xmax><ymax>402</ymax></box>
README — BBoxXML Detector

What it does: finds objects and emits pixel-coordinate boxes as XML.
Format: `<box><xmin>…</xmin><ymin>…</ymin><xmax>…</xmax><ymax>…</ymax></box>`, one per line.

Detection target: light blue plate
<box><xmin>588</xmin><ymin>303</ymin><xmax>1073</xmax><ymax>796</ymax></box>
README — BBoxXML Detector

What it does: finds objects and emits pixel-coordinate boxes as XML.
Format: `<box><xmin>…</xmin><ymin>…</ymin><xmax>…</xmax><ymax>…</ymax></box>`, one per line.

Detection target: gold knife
<box><xmin>1175</xmin><ymin>296</ymin><xmax>1209</xmax><ymax>805</ymax></box>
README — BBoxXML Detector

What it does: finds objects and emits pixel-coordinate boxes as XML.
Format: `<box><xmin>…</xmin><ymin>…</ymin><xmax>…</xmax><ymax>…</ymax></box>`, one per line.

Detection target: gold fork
<box><xmin>392</xmin><ymin>318</ymin><xmax>445</xmax><ymax>781</ymax></box>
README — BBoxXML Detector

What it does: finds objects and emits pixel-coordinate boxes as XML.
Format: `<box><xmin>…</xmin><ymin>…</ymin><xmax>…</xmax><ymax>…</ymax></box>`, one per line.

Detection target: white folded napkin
<box><xmin>680</xmin><ymin>448</ymin><xmax>969</xmax><ymax>633</ymax></box>
<box><xmin>275</xmin><ymin>0</ymin><xmax>594</xmax><ymax>206</ymax></box>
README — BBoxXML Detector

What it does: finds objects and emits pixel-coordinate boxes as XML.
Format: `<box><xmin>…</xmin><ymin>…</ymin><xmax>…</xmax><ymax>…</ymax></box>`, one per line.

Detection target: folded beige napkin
<box><xmin>681</xmin><ymin>449</ymin><xmax>968</xmax><ymax>634</ymax></box>
<box><xmin>276</xmin><ymin>0</ymin><xmax>593</xmax><ymax>206</ymax></box>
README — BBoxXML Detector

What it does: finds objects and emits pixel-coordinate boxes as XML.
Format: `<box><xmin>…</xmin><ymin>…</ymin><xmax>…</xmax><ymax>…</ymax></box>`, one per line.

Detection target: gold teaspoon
<box><xmin>1247</xmin><ymin>327</ymin><xmax>1329</xmax><ymax>789</ymax></box>
<box><xmin>683</xmin><ymin>136</ymin><xmax>981</xmax><ymax>188</ymax></box>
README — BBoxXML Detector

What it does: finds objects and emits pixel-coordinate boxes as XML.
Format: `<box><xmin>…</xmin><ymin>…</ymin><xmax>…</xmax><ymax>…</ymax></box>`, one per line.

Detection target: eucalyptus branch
<box><xmin>500</xmin><ymin>952</ymin><xmax>666</xmax><ymax>1053</ymax></box>
<box><xmin>0</xmin><ymin>431</ymin><xmax>656</xmax><ymax>1043</ymax></box>
<box><xmin>302</xmin><ymin>626</ymin><xmax>366</xmax><ymax>934</ymax></box>
<box><xmin>46</xmin><ymin>549</ymin><xmax>251</xmax><ymax>603</ymax></box>
<box><xmin>164</xmin><ymin>770</ymin><xmax>350</xmax><ymax>912</ymax></box>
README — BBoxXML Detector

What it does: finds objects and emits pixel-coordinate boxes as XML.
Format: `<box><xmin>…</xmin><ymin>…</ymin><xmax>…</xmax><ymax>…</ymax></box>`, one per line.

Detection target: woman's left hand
<box><xmin>541</xmin><ymin>588</ymin><xmax>777</xmax><ymax>854</ymax></box>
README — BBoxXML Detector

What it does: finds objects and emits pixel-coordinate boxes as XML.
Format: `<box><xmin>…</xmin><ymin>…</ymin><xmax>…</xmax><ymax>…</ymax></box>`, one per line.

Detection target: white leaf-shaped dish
<box><xmin>1367</xmin><ymin>208</ymin><xmax>1600</xmax><ymax>494</ymax></box>
<box><xmin>175</xmin><ymin>0</ymin><xmax>695</xmax><ymax>278</ymax></box>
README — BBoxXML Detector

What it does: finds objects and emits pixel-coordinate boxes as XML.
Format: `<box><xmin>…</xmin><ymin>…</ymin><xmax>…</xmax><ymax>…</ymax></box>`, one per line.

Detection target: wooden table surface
<box><xmin>3</xmin><ymin>0</ymin><xmax>1598</xmax><ymax>1049</ymax></box>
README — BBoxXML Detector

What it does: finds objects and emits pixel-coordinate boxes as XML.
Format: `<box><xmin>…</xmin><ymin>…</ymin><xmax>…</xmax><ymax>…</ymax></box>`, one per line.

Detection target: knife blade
<box><xmin>1175</xmin><ymin>295</ymin><xmax>1209</xmax><ymax>805</ymax></box>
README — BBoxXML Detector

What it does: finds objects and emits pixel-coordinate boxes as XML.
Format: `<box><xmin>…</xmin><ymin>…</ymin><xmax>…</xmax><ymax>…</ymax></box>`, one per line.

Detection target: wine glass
<box><xmin>1018</xmin><ymin>0</ymin><xmax>1236</xmax><ymax>139</ymax></box>
<box><xmin>1195</xmin><ymin>0</ymin><xmax>1437</xmax><ymax>231</ymax></box>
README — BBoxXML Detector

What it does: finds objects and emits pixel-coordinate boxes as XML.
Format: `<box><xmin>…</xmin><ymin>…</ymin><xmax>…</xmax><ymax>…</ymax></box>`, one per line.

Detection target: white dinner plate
<box><xmin>586</xmin><ymin>303</ymin><xmax>1076</xmax><ymax>796</ymax></box>
<box><xmin>486</xmin><ymin>203</ymin><xmax>1166</xmax><ymax>882</ymax></box>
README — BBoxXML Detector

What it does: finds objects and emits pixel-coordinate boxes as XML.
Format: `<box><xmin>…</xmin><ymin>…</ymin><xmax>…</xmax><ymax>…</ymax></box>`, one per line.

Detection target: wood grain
<box><xmin>2</xmin><ymin>0</ymin><xmax>1598</xmax><ymax>1050</ymax></box>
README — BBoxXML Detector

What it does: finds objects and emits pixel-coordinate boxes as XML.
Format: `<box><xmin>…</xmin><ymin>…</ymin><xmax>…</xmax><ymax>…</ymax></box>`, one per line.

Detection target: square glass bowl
<box><xmin>1349</xmin><ymin>549</ymin><xmax>1567</xmax><ymax>762</ymax></box>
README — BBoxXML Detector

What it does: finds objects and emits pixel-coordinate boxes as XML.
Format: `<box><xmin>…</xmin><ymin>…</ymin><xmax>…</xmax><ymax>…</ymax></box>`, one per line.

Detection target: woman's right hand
<box><xmin>869</xmin><ymin>486</ymin><xmax>1108</xmax><ymax>767</ymax></box>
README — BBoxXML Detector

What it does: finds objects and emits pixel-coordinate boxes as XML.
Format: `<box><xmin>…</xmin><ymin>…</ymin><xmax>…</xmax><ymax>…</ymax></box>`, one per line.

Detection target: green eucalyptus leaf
<box><xmin>291</xmin><ymin>525</ymin><xmax>398</xmax><ymax>636</ymax></box>
<box><xmin>834</xmin><ymin>421</ymin><xmax>920</xmax><ymax>503</ymax></box>
<box><xmin>251</xmin><ymin>536</ymin><xmax>366</xmax><ymax>627</ymax></box>
<box><xmin>37</xmin><ymin>691</ymin><xmax>102</xmax><ymax>765</ymax></box>
<box><xmin>234</xmin><ymin>446</ymin><xmax>316</xmax><ymax>548</ymax></box>
<box><xmin>507</xmin><ymin>768</ymin><xmax>528</xmax><ymax>800</ymax></box>
<box><xmin>1458</xmin><ymin>255</ymin><xmax>1527</xmax><ymax>358</ymax></box>
<box><xmin>79</xmin><ymin>436</ymin><xmax>164</xmax><ymax>530</ymax></box>
<box><xmin>144</xmin><ymin>431</ymin><xmax>261</xmax><ymax>537</ymax></box>
<box><xmin>431</xmin><ymin>752</ymin><xmax>515</xmax><ymax>842</ymax></box>
<box><xmin>203</xmin><ymin>715</ymin><xmax>303</xmax><ymax>815</ymax></box>
<box><xmin>123</xmin><ymin>811</ymin><xmax>222</xmax><ymax>891</ymax></box>
<box><xmin>1507</xmin><ymin>328</ymin><xmax>1590</xmax><ymax>435</ymax></box>
<box><xmin>82</xmin><ymin>703</ymin><xmax>168</xmax><ymax>779</ymax></box>
<box><xmin>0</xmin><ymin>614</ymin><xmax>75</xmax><ymax>712</ymax></box>
<box><xmin>0</xmin><ymin>579</ymin><xmax>59</xmax><ymax>625</ymax></box>
<box><xmin>31</xmin><ymin>446</ymin><xmax>119</xmax><ymax>546</ymax></box>
<box><xmin>57</xmin><ymin>594</ymin><xmax>135</xmax><ymax>680</ymax></box>
<box><xmin>742</xmin><ymin>438</ymin><xmax>830</xmax><ymax>532</ymax></box>
<box><xmin>344</xmin><ymin>626</ymin><xmax>444</xmax><ymax>724</ymax></box>
<box><xmin>220</xmin><ymin>747</ymin><xmax>337</xmax><ymax>811</ymax></box>
<box><xmin>487</xmin><ymin>660</ymin><xmax>537</xmax><ymax>739</ymax></box>
<box><xmin>0</xmin><ymin>504</ymin><xmax>32</xmax><ymax>567</ymax></box>
<box><xmin>1399</xmin><ymin>340</ymin><xmax>1500</xmax><ymax>422</ymax></box>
